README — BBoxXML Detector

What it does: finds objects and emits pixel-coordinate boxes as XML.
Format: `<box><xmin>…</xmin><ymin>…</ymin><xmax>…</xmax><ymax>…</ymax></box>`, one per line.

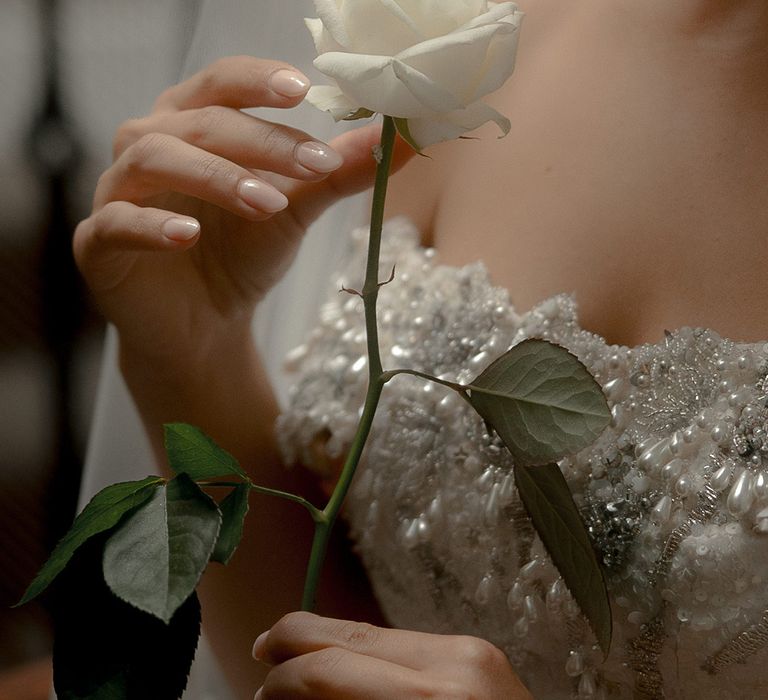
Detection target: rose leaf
<box><xmin>15</xmin><ymin>476</ymin><xmax>163</xmax><ymax>607</ymax></box>
<box><xmin>103</xmin><ymin>473</ymin><xmax>221</xmax><ymax>623</ymax></box>
<box><xmin>211</xmin><ymin>483</ymin><xmax>250</xmax><ymax>565</ymax></box>
<box><xmin>164</xmin><ymin>423</ymin><xmax>248</xmax><ymax>480</ymax></box>
<box><xmin>514</xmin><ymin>463</ymin><xmax>612</xmax><ymax>656</ymax></box>
<box><xmin>467</xmin><ymin>339</ymin><xmax>610</xmax><ymax>466</ymax></box>
<box><xmin>52</xmin><ymin>536</ymin><xmax>200</xmax><ymax>700</ymax></box>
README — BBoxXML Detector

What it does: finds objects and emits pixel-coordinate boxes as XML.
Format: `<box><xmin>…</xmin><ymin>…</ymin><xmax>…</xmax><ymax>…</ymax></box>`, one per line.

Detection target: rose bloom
<box><xmin>305</xmin><ymin>0</ymin><xmax>524</xmax><ymax>149</ymax></box>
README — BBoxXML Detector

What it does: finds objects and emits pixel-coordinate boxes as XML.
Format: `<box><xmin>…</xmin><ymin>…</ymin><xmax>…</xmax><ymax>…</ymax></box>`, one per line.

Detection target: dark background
<box><xmin>0</xmin><ymin>0</ymin><xmax>197</xmax><ymax>685</ymax></box>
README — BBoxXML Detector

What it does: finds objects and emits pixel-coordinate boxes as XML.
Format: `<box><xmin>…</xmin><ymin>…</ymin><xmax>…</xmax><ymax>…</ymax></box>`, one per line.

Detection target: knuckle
<box><xmin>123</xmin><ymin>133</ymin><xmax>168</xmax><ymax>173</ymax></box>
<box><xmin>193</xmin><ymin>152</ymin><xmax>228</xmax><ymax>185</ymax></box>
<box><xmin>454</xmin><ymin>636</ymin><xmax>507</xmax><ymax>672</ymax></box>
<box><xmin>112</xmin><ymin>118</ymin><xmax>145</xmax><ymax>159</ymax></box>
<box><xmin>189</xmin><ymin>106</ymin><xmax>228</xmax><ymax>145</ymax></box>
<box><xmin>260</xmin><ymin>123</ymin><xmax>294</xmax><ymax>157</ymax></box>
<box><xmin>334</xmin><ymin>620</ymin><xmax>380</xmax><ymax>650</ymax></box>
<box><xmin>269</xmin><ymin>611</ymin><xmax>314</xmax><ymax>645</ymax></box>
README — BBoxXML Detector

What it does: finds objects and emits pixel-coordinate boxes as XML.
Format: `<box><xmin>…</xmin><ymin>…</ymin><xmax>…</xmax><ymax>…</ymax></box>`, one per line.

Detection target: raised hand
<box><xmin>74</xmin><ymin>55</ymin><xmax>411</xmax><ymax>367</ymax></box>
<box><xmin>252</xmin><ymin>612</ymin><xmax>533</xmax><ymax>699</ymax></box>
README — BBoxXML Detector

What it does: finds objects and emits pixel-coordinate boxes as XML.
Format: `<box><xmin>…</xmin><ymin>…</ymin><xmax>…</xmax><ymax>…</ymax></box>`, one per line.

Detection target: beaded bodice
<box><xmin>277</xmin><ymin>219</ymin><xmax>768</xmax><ymax>699</ymax></box>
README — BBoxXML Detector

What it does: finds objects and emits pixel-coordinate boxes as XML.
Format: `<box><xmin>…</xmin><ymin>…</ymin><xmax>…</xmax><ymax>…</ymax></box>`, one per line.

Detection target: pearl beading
<box><xmin>277</xmin><ymin>219</ymin><xmax>768</xmax><ymax>699</ymax></box>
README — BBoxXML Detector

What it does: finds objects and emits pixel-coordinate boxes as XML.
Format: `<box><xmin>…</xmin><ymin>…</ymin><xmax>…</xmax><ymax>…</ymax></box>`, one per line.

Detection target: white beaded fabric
<box><xmin>277</xmin><ymin>218</ymin><xmax>768</xmax><ymax>699</ymax></box>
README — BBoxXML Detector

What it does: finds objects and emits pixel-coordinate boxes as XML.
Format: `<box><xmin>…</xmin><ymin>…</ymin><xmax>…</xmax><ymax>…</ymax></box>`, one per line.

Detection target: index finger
<box><xmin>253</xmin><ymin>612</ymin><xmax>453</xmax><ymax>672</ymax></box>
<box><xmin>153</xmin><ymin>55</ymin><xmax>310</xmax><ymax>113</ymax></box>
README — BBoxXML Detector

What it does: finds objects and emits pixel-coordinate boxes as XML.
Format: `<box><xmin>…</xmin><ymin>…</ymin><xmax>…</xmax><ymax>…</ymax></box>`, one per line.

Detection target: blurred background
<box><xmin>0</xmin><ymin>0</ymin><xmax>199</xmax><ymax>693</ymax></box>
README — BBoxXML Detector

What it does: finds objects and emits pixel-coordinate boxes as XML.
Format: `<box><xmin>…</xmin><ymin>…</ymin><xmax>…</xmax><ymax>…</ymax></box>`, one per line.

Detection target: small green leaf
<box><xmin>467</xmin><ymin>339</ymin><xmax>610</xmax><ymax>466</ymax></box>
<box><xmin>393</xmin><ymin>117</ymin><xmax>423</xmax><ymax>154</ymax></box>
<box><xmin>16</xmin><ymin>476</ymin><xmax>162</xmax><ymax>606</ymax></box>
<box><xmin>103</xmin><ymin>473</ymin><xmax>221</xmax><ymax>623</ymax></box>
<box><xmin>52</xmin><ymin>536</ymin><xmax>200</xmax><ymax>700</ymax></box>
<box><xmin>515</xmin><ymin>463</ymin><xmax>612</xmax><ymax>655</ymax></box>
<box><xmin>211</xmin><ymin>484</ymin><xmax>250</xmax><ymax>565</ymax></box>
<box><xmin>164</xmin><ymin>423</ymin><xmax>247</xmax><ymax>480</ymax></box>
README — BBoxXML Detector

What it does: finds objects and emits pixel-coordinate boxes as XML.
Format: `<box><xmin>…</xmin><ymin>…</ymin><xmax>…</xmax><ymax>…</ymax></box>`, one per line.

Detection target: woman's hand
<box><xmin>252</xmin><ymin>612</ymin><xmax>533</xmax><ymax>699</ymax></box>
<box><xmin>74</xmin><ymin>55</ymin><xmax>411</xmax><ymax>369</ymax></box>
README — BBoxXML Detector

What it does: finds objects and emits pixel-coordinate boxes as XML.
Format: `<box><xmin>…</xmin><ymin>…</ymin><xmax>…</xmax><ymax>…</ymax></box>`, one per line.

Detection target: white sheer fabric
<box><xmin>77</xmin><ymin>2</ymin><xmax>367</xmax><ymax>698</ymax></box>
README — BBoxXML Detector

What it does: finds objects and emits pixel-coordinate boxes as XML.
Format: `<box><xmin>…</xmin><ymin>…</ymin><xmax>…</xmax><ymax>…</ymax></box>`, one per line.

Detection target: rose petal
<box><xmin>305</xmin><ymin>85</ymin><xmax>359</xmax><ymax>121</ymax></box>
<box><xmin>398</xmin><ymin>21</ymin><xmax>516</xmax><ymax>102</ymax></box>
<box><xmin>457</xmin><ymin>1</ymin><xmax>520</xmax><ymax>32</ymax></box>
<box><xmin>313</xmin><ymin>0</ymin><xmax>351</xmax><ymax>49</ymax></box>
<box><xmin>339</xmin><ymin>0</ymin><xmax>423</xmax><ymax>55</ymax></box>
<box><xmin>470</xmin><ymin>14</ymin><xmax>523</xmax><ymax>101</ymax></box>
<box><xmin>391</xmin><ymin>59</ymin><xmax>464</xmax><ymax>112</ymax></box>
<box><xmin>395</xmin><ymin>0</ymin><xmax>488</xmax><ymax>37</ymax></box>
<box><xmin>406</xmin><ymin>99</ymin><xmax>511</xmax><ymax>148</ymax></box>
<box><xmin>315</xmin><ymin>52</ymin><xmax>433</xmax><ymax>117</ymax></box>
<box><xmin>305</xmin><ymin>17</ymin><xmax>344</xmax><ymax>55</ymax></box>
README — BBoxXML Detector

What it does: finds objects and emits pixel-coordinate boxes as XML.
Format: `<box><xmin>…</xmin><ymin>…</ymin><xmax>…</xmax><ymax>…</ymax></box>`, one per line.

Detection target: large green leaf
<box><xmin>515</xmin><ymin>463</ymin><xmax>612</xmax><ymax>655</ymax></box>
<box><xmin>164</xmin><ymin>423</ymin><xmax>248</xmax><ymax>480</ymax></box>
<box><xmin>52</xmin><ymin>536</ymin><xmax>201</xmax><ymax>700</ymax></box>
<box><xmin>16</xmin><ymin>476</ymin><xmax>163</xmax><ymax>606</ymax></box>
<box><xmin>467</xmin><ymin>339</ymin><xmax>610</xmax><ymax>466</ymax></box>
<box><xmin>211</xmin><ymin>483</ymin><xmax>250</xmax><ymax>565</ymax></box>
<box><xmin>103</xmin><ymin>473</ymin><xmax>221</xmax><ymax>623</ymax></box>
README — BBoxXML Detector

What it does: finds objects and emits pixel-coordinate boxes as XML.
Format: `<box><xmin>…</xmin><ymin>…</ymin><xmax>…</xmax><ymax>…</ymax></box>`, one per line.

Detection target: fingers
<box><xmin>254</xmin><ymin>612</ymin><xmax>440</xmax><ymax>671</ymax></box>
<box><xmin>73</xmin><ymin>201</ymin><xmax>200</xmax><ymax>290</ymax></box>
<box><xmin>289</xmin><ymin>123</ymin><xmax>418</xmax><ymax>228</ymax></box>
<box><xmin>113</xmin><ymin>107</ymin><xmax>342</xmax><ymax>180</ymax></box>
<box><xmin>257</xmin><ymin>648</ymin><xmax>437</xmax><ymax>700</ymax></box>
<box><xmin>95</xmin><ymin>133</ymin><xmax>289</xmax><ymax>219</ymax></box>
<box><xmin>154</xmin><ymin>56</ymin><xmax>310</xmax><ymax>113</ymax></box>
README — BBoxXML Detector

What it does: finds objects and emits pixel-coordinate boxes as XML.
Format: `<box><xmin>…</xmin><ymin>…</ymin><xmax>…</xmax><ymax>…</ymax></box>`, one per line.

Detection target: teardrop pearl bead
<box><xmin>728</xmin><ymin>470</ymin><xmax>755</xmax><ymax>517</ymax></box>
<box><xmin>651</xmin><ymin>495</ymin><xmax>673</xmax><ymax>524</ymax></box>
<box><xmin>710</xmin><ymin>465</ymin><xmax>732</xmax><ymax>492</ymax></box>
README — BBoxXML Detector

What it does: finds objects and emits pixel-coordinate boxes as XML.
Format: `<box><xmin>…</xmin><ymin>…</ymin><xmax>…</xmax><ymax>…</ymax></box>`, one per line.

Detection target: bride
<box><xmin>73</xmin><ymin>0</ymin><xmax>768</xmax><ymax>698</ymax></box>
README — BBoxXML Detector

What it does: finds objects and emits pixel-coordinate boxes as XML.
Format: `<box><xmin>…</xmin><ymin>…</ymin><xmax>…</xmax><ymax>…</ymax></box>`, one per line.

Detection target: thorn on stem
<box><xmin>378</xmin><ymin>264</ymin><xmax>396</xmax><ymax>288</ymax></box>
<box><xmin>340</xmin><ymin>285</ymin><xmax>363</xmax><ymax>298</ymax></box>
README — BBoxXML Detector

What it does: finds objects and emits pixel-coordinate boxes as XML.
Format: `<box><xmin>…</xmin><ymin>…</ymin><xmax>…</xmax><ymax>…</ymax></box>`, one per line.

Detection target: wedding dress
<box><xmin>276</xmin><ymin>219</ymin><xmax>768</xmax><ymax>700</ymax></box>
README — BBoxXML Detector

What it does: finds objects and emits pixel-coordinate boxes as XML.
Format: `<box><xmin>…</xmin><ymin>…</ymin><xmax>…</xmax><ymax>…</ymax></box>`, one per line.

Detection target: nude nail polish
<box><xmin>270</xmin><ymin>69</ymin><xmax>310</xmax><ymax>97</ymax></box>
<box><xmin>238</xmin><ymin>179</ymin><xmax>288</xmax><ymax>213</ymax></box>
<box><xmin>296</xmin><ymin>141</ymin><xmax>343</xmax><ymax>173</ymax></box>
<box><xmin>163</xmin><ymin>217</ymin><xmax>200</xmax><ymax>241</ymax></box>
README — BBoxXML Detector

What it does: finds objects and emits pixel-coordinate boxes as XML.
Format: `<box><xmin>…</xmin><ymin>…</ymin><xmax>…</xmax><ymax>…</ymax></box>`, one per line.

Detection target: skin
<box><xmin>74</xmin><ymin>1</ymin><xmax>768</xmax><ymax>697</ymax></box>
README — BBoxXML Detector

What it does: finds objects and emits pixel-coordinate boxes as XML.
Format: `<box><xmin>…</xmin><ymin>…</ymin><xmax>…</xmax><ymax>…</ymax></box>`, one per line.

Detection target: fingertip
<box><xmin>252</xmin><ymin>631</ymin><xmax>269</xmax><ymax>661</ymax></box>
<box><xmin>269</xmin><ymin>68</ymin><xmax>311</xmax><ymax>99</ymax></box>
<box><xmin>162</xmin><ymin>216</ymin><xmax>201</xmax><ymax>243</ymax></box>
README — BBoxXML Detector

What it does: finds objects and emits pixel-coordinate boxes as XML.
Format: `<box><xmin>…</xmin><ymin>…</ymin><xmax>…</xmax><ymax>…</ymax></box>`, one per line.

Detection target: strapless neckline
<box><xmin>278</xmin><ymin>217</ymin><xmax>768</xmax><ymax>699</ymax></box>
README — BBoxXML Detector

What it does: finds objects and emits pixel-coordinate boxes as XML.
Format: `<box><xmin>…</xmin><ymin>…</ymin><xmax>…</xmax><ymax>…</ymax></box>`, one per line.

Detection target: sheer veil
<box><xmin>78</xmin><ymin>2</ymin><xmax>367</xmax><ymax>697</ymax></box>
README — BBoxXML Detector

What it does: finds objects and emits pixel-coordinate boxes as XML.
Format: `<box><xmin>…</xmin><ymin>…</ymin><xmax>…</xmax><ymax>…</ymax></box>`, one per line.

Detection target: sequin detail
<box><xmin>277</xmin><ymin>219</ymin><xmax>768</xmax><ymax>699</ymax></box>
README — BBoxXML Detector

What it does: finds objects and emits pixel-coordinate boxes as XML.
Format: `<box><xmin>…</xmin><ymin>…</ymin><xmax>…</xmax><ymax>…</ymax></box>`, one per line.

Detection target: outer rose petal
<box><xmin>314</xmin><ymin>0</ymin><xmax>351</xmax><ymax>48</ymax></box>
<box><xmin>395</xmin><ymin>0</ymin><xmax>487</xmax><ymax>37</ymax></box>
<box><xmin>340</xmin><ymin>0</ymin><xmax>423</xmax><ymax>55</ymax></box>
<box><xmin>315</xmin><ymin>52</ymin><xmax>434</xmax><ymax>118</ymax></box>
<box><xmin>398</xmin><ymin>20</ymin><xmax>516</xmax><ymax>103</ymax></box>
<box><xmin>305</xmin><ymin>85</ymin><xmax>359</xmax><ymax>121</ymax></box>
<box><xmin>406</xmin><ymin>99</ymin><xmax>511</xmax><ymax>149</ymax></box>
<box><xmin>305</xmin><ymin>17</ymin><xmax>345</xmax><ymax>55</ymax></box>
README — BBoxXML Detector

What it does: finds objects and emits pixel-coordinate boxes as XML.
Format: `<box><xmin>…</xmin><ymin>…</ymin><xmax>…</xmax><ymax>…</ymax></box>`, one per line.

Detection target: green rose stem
<box><xmin>300</xmin><ymin>115</ymin><xmax>397</xmax><ymax>611</ymax></box>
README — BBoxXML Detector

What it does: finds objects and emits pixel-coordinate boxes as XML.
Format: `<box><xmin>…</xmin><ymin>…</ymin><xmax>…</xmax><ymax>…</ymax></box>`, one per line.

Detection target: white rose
<box><xmin>305</xmin><ymin>0</ymin><xmax>524</xmax><ymax>149</ymax></box>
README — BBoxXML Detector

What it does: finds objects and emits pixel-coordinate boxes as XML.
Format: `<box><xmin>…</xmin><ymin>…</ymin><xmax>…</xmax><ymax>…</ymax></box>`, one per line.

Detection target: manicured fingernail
<box><xmin>296</xmin><ymin>141</ymin><xmax>343</xmax><ymax>173</ymax></box>
<box><xmin>163</xmin><ymin>217</ymin><xmax>200</xmax><ymax>242</ymax></box>
<box><xmin>252</xmin><ymin>631</ymin><xmax>269</xmax><ymax>660</ymax></box>
<box><xmin>238</xmin><ymin>179</ymin><xmax>288</xmax><ymax>213</ymax></box>
<box><xmin>270</xmin><ymin>69</ymin><xmax>310</xmax><ymax>97</ymax></box>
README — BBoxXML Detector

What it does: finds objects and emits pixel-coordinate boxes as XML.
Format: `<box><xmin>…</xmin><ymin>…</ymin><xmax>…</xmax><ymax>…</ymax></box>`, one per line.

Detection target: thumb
<box><xmin>289</xmin><ymin>121</ymin><xmax>416</xmax><ymax>227</ymax></box>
